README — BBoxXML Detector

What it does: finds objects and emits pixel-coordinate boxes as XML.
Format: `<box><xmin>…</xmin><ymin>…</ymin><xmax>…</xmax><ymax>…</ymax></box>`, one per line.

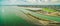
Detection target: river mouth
<box><xmin>0</xmin><ymin>6</ymin><xmax>60</xmax><ymax>26</ymax></box>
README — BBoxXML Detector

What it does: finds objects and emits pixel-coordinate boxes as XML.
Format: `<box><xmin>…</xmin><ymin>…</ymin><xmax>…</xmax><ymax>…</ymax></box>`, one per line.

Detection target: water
<box><xmin>0</xmin><ymin>6</ymin><xmax>34</xmax><ymax>26</ymax></box>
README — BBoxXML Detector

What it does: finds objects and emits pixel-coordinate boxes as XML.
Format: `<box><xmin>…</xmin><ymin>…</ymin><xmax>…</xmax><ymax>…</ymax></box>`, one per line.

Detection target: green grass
<box><xmin>42</xmin><ymin>8</ymin><xmax>57</xmax><ymax>12</ymax></box>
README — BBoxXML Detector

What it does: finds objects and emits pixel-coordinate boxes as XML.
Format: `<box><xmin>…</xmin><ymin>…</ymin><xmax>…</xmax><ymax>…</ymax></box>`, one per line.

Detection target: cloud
<box><xmin>0</xmin><ymin>0</ymin><xmax>60</xmax><ymax>5</ymax></box>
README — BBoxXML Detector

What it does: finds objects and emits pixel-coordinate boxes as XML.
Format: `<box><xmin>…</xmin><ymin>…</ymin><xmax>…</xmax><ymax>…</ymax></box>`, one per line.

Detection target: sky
<box><xmin>0</xmin><ymin>0</ymin><xmax>60</xmax><ymax>5</ymax></box>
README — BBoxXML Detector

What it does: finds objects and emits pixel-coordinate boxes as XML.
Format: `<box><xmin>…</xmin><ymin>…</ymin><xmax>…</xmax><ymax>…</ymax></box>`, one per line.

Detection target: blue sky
<box><xmin>0</xmin><ymin>0</ymin><xmax>60</xmax><ymax>5</ymax></box>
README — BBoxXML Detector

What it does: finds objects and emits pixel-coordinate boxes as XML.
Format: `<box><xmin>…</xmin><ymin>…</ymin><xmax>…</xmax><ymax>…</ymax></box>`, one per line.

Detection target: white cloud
<box><xmin>0</xmin><ymin>0</ymin><xmax>60</xmax><ymax>5</ymax></box>
<box><xmin>26</xmin><ymin>0</ymin><xmax>37</xmax><ymax>3</ymax></box>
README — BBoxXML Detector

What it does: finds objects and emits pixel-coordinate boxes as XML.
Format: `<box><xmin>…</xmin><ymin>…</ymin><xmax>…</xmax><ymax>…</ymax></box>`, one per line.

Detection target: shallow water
<box><xmin>0</xmin><ymin>6</ymin><xmax>35</xmax><ymax>26</ymax></box>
